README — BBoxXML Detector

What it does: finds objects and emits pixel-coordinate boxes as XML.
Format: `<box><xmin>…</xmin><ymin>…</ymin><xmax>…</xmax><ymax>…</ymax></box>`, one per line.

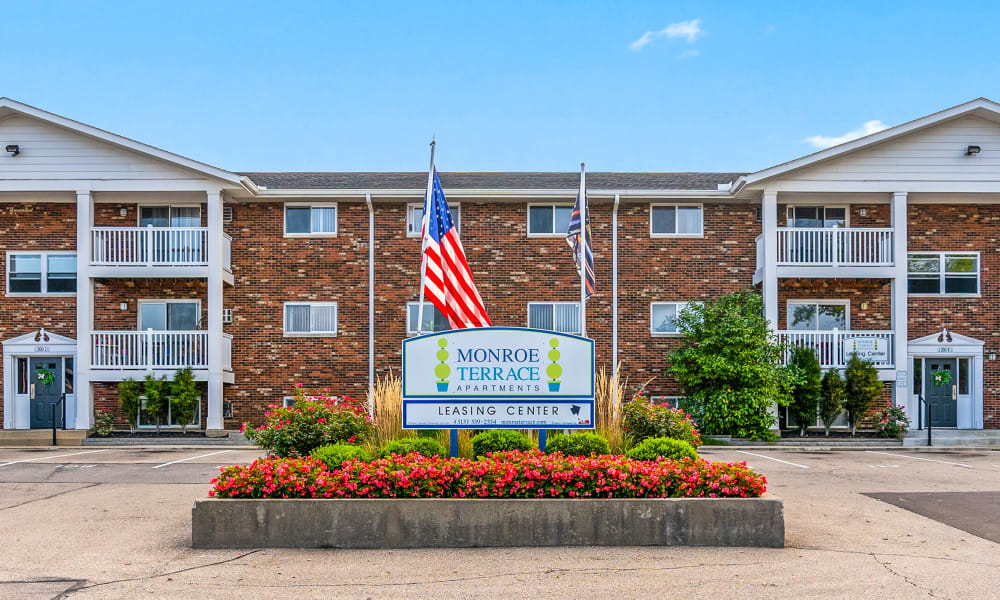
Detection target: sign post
<box><xmin>402</xmin><ymin>328</ymin><xmax>596</xmax><ymax>455</ymax></box>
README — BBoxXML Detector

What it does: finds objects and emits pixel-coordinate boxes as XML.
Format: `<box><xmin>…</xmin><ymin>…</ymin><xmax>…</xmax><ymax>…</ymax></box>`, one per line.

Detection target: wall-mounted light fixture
<box><xmin>119</xmin><ymin>207</ymin><xmax>128</xmax><ymax>217</ymax></box>
<box><xmin>4</xmin><ymin>144</ymin><xmax>19</xmax><ymax>156</ymax></box>
<box><xmin>990</xmin><ymin>352</ymin><xmax>996</xmax><ymax>361</ymax></box>
<box><xmin>119</xmin><ymin>302</ymin><xmax>128</xmax><ymax>310</ymax></box>
<box><xmin>859</xmin><ymin>208</ymin><xmax>868</xmax><ymax>217</ymax></box>
<box><xmin>860</xmin><ymin>302</ymin><xmax>869</xmax><ymax>311</ymax></box>
<box><xmin>966</xmin><ymin>145</ymin><xmax>982</xmax><ymax>156</ymax></box>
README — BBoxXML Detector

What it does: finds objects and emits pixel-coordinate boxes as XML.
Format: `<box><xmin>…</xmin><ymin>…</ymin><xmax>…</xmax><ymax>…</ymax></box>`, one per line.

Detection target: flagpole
<box><xmin>579</xmin><ymin>162</ymin><xmax>587</xmax><ymax>338</ymax></box>
<box><xmin>416</xmin><ymin>139</ymin><xmax>435</xmax><ymax>336</ymax></box>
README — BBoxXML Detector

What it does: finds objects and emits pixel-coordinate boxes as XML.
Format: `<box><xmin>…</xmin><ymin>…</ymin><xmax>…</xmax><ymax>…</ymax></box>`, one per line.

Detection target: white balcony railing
<box><xmin>778</xmin><ymin>329</ymin><xmax>895</xmax><ymax>369</ymax></box>
<box><xmin>91</xmin><ymin>330</ymin><xmax>231</xmax><ymax>371</ymax></box>
<box><xmin>223</xmin><ymin>233</ymin><xmax>232</xmax><ymax>271</ymax></box>
<box><xmin>776</xmin><ymin>227</ymin><xmax>893</xmax><ymax>267</ymax></box>
<box><xmin>91</xmin><ymin>226</ymin><xmax>208</xmax><ymax>267</ymax></box>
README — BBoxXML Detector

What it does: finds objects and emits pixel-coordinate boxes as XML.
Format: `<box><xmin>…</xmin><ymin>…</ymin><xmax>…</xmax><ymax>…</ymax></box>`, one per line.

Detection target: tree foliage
<box><xmin>669</xmin><ymin>290</ymin><xmax>798</xmax><ymax>440</ymax></box>
<box><xmin>787</xmin><ymin>346</ymin><xmax>822</xmax><ymax>436</ymax></box>
<box><xmin>118</xmin><ymin>378</ymin><xmax>142</xmax><ymax>434</ymax></box>
<box><xmin>843</xmin><ymin>355</ymin><xmax>882</xmax><ymax>436</ymax></box>
<box><xmin>169</xmin><ymin>366</ymin><xmax>199</xmax><ymax>434</ymax></box>
<box><xmin>143</xmin><ymin>374</ymin><xmax>170</xmax><ymax>433</ymax></box>
<box><xmin>819</xmin><ymin>369</ymin><xmax>846</xmax><ymax>436</ymax></box>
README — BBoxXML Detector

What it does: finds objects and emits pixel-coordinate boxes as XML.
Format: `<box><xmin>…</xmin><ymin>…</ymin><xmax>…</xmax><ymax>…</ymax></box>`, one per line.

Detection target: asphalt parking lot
<box><xmin>1</xmin><ymin>446</ymin><xmax>999</xmax><ymax>599</ymax></box>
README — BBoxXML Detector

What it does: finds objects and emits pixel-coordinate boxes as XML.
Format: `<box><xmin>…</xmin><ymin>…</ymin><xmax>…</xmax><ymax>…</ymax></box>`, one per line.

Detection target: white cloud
<box><xmin>803</xmin><ymin>120</ymin><xmax>889</xmax><ymax>149</ymax></box>
<box><xmin>629</xmin><ymin>19</ymin><xmax>703</xmax><ymax>51</ymax></box>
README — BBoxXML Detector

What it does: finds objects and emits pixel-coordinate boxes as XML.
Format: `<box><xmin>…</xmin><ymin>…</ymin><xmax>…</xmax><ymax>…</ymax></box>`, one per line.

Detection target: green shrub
<box><xmin>470</xmin><ymin>430</ymin><xmax>532</xmax><ymax>457</ymax></box>
<box><xmin>118</xmin><ymin>378</ymin><xmax>141</xmax><ymax>434</ymax></box>
<box><xmin>92</xmin><ymin>409</ymin><xmax>115</xmax><ymax>437</ymax></box>
<box><xmin>625</xmin><ymin>437</ymin><xmax>699</xmax><ymax>461</ymax></box>
<box><xmin>621</xmin><ymin>399</ymin><xmax>703</xmax><ymax>447</ymax></box>
<box><xmin>311</xmin><ymin>443</ymin><xmax>372</xmax><ymax>469</ymax></box>
<box><xmin>788</xmin><ymin>346</ymin><xmax>821</xmax><ymax>436</ymax></box>
<box><xmin>875</xmin><ymin>405</ymin><xmax>910</xmax><ymax>439</ymax></box>
<box><xmin>844</xmin><ymin>355</ymin><xmax>882</xmax><ymax>436</ymax></box>
<box><xmin>169</xmin><ymin>366</ymin><xmax>199</xmax><ymax>434</ymax></box>
<box><xmin>544</xmin><ymin>432</ymin><xmax>610</xmax><ymax>456</ymax></box>
<box><xmin>142</xmin><ymin>374</ymin><xmax>169</xmax><ymax>433</ymax></box>
<box><xmin>819</xmin><ymin>369</ymin><xmax>846</xmax><ymax>436</ymax></box>
<box><xmin>244</xmin><ymin>400</ymin><xmax>374</xmax><ymax>457</ymax></box>
<box><xmin>380</xmin><ymin>437</ymin><xmax>446</xmax><ymax>458</ymax></box>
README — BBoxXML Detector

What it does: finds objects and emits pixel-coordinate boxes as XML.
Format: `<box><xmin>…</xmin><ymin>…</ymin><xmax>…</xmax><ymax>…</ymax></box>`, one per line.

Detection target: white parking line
<box><xmin>865</xmin><ymin>450</ymin><xmax>972</xmax><ymax>468</ymax></box>
<box><xmin>151</xmin><ymin>450</ymin><xmax>231</xmax><ymax>469</ymax></box>
<box><xmin>0</xmin><ymin>449</ymin><xmax>110</xmax><ymax>468</ymax></box>
<box><xmin>735</xmin><ymin>450</ymin><xmax>810</xmax><ymax>469</ymax></box>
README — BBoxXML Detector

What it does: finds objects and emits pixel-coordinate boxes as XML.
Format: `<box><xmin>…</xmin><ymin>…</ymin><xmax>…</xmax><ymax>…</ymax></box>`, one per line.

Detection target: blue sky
<box><xmin>3</xmin><ymin>1</ymin><xmax>1000</xmax><ymax>173</ymax></box>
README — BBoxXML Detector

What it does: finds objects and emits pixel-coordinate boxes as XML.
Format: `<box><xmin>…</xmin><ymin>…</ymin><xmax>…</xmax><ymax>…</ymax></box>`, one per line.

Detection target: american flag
<box><xmin>419</xmin><ymin>167</ymin><xmax>491</xmax><ymax>329</ymax></box>
<box><xmin>566</xmin><ymin>178</ymin><xmax>595</xmax><ymax>299</ymax></box>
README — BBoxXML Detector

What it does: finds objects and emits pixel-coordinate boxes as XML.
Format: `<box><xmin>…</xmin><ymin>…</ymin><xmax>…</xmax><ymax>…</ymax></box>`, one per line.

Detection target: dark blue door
<box><xmin>29</xmin><ymin>358</ymin><xmax>63</xmax><ymax>429</ymax></box>
<box><xmin>924</xmin><ymin>358</ymin><xmax>957</xmax><ymax>428</ymax></box>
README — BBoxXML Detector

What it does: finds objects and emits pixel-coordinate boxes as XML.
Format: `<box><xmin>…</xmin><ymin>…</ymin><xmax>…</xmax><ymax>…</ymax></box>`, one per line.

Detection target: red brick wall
<box><xmin>777</xmin><ymin>278</ymin><xmax>892</xmax><ymax>330</ymax></box>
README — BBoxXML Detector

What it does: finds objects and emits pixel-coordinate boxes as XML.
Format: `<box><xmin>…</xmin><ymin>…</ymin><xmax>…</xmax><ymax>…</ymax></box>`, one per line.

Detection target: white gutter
<box><xmin>365</xmin><ymin>192</ymin><xmax>375</xmax><ymax>409</ymax></box>
<box><xmin>612</xmin><ymin>192</ymin><xmax>620</xmax><ymax>378</ymax></box>
<box><xmin>249</xmin><ymin>188</ymin><xmax>738</xmax><ymax>200</ymax></box>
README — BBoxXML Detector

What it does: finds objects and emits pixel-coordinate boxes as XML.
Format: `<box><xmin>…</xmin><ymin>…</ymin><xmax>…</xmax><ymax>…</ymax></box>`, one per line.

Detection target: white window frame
<box><xmin>527</xmin><ymin>203</ymin><xmax>574</xmax><ymax>238</ymax></box>
<box><xmin>526</xmin><ymin>302</ymin><xmax>581</xmax><ymax>334</ymax></box>
<box><xmin>649</xmin><ymin>203</ymin><xmax>704</xmax><ymax>238</ymax></box>
<box><xmin>137</xmin><ymin>299</ymin><xmax>202</xmax><ymax>330</ymax></box>
<box><xmin>283</xmin><ymin>202</ymin><xmax>338</xmax><ymax>237</ymax></box>
<box><xmin>136</xmin><ymin>204</ymin><xmax>202</xmax><ymax>227</ymax></box>
<box><xmin>907</xmin><ymin>252</ymin><xmax>981</xmax><ymax>297</ymax></box>
<box><xmin>650</xmin><ymin>302</ymin><xmax>696</xmax><ymax>336</ymax></box>
<box><xmin>6</xmin><ymin>251</ymin><xmax>78</xmax><ymax>297</ymax></box>
<box><xmin>649</xmin><ymin>396</ymin><xmax>684</xmax><ymax>409</ymax></box>
<box><xmin>785</xmin><ymin>299</ymin><xmax>850</xmax><ymax>331</ymax></box>
<box><xmin>283</xmin><ymin>302</ymin><xmax>338</xmax><ymax>337</ymax></box>
<box><xmin>407</xmin><ymin>202</ymin><xmax>461</xmax><ymax>238</ymax></box>
<box><xmin>137</xmin><ymin>395</ymin><xmax>202</xmax><ymax>429</ymax></box>
<box><xmin>785</xmin><ymin>205</ymin><xmax>850</xmax><ymax>228</ymax></box>
<box><xmin>406</xmin><ymin>301</ymin><xmax>451</xmax><ymax>336</ymax></box>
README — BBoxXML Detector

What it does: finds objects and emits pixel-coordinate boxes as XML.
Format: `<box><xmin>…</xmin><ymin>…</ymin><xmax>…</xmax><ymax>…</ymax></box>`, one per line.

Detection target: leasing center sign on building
<box><xmin>402</xmin><ymin>328</ymin><xmax>595</xmax><ymax>429</ymax></box>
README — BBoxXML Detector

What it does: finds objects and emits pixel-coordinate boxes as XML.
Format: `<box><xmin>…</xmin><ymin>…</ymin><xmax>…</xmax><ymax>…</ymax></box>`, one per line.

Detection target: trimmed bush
<box><xmin>625</xmin><ymin>437</ymin><xmax>699</xmax><ymax>461</ymax></box>
<box><xmin>471</xmin><ymin>430</ymin><xmax>532</xmax><ymax>457</ymax></box>
<box><xmin>788</xmin><ymin>346</ymin><xmax>821</xmax><ymax>436</ymax></box>
<box><xmin>621</xmin><ymin>399</ymin><xmax>703</xmax><ymax>448</ymax></box>
<box><xmin>380</xmin><ymin>437</ymin><xmax>446</xmax><ymax>458</ymax></box>
<box><xmin>211</xmin><ymin>451</ymin><xmax>767</xmax><ymax>499</ymax></box>
<box><xmin>311</xmin><ymin>443</ymin><xmax>372</xmax><ymax>469</ymax></box>
<box><xmin>118</xmin><ymin>378</ymin><xmax>141</xmax><ymax>434</ymax></box>
<box><xmin>844</xmin><ymin>355</ymin><xmax>882</xmax><ymax>436</ymax></box>
<box><xmin>243</xmin><ymin>399</ymin><xmax>374</xmax><ymax>458</ymax></box>
<box><xmin>544</xmin><ymin>432</ymin><xmax>610</xmax><ymax>456</ymax></box>
<box><xmin>819</xmin><ymin>369</ymin><xmax>846</xmax><ymax>436</ymax></box>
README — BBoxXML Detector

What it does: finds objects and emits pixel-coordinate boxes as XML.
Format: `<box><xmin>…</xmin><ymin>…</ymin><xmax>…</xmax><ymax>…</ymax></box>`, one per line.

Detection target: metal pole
<box><xmin>579</xmin><ymin>162</ymin><xmax>587</xmax><ymax>337</ymax></box>
<box><xmin>416</xmin><ymin>139</ymin><xmax>435</xmax><ymax>336</ymax></box>
<box><xmin>928</xmin><ymin>401</ymin><xmax>932</xmax><ymax>447</ymax></box>
<box><xmin>365</xmin><ymin>192</ymin><xmax>375</xmax><ymax>416</ymax></box>
<box><xmin>538</xmin><ymin>429</ymin><xmax>547</xmax><ymax>451</ymax></box>
<box><xmin>450</xmin><ymin>429</ymin><xmax>459</xmax><ymax>458</ymax></box>
<box><xmin>612</xmin><ymin>193</ymin><xmax>619</xmax><ymax>375</ymax></box>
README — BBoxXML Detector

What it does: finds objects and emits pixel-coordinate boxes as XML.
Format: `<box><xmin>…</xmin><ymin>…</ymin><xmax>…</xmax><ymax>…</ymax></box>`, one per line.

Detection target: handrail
<box><xmin>52</xmin><ymin>393</ymin><xmax>66</xmax><ymax>445</ymax></box>
<box><xmin>916</xmin><ymin>393</ymin><xmax>932</xmax><ymax>447</ymax></box>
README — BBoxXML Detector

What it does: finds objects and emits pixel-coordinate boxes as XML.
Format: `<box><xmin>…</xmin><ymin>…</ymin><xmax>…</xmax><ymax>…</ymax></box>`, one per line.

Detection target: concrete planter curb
<box><xmin>192</xmin><ymin>496</ymin><xmax>784</xmax><ymax>549</ymax></box>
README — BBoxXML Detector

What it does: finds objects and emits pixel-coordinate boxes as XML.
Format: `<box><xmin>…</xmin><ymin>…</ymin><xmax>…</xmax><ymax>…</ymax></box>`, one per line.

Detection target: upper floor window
<box><xmin>140</xmin><ymin>205</ymin><xmax>200</xmax><ymax>227</ymax></box>
<box><xmin>786</xmin><ymin>206</ymin><xmax>846</xmax><ymax>228</ymax></box>
<box><xmin>650</xmin><ymin>204</ymin><xmax>703</xmax><ymax>236</ymax></box>
<box><xmin>787</xmin><ymin>300</ymin><xmax>848</xmax><ymax>331</ymax></box>
<box><xmin>908</xmin><ymin>253</ymin><xmax>979</xmax><ymax>295</ymax></box>
<box><xmin>7</xmin><ymin>252</ymin><xmax>77</xmax><ymax>295</ymax></box>
<box><xmin>650</xmin><ymin>302</ymin><xmax>696</xmax><ymax>335</ymax></box>
<box><xmin>139</xmin><ymin>300</ymin><xmax>200</xmax><ymax>330</ymax></box>
<box><xmin>407</xmin><ymin>203</ymin><xmax>460</xmax><ymax>237</ymax></box>
<box><xmin>284</xmin><ymin>302</ymin><xmax>338</xmax><ymax>336</ymax></box>
<box><xmin>406</xmin><ymin>301</ymin><xmax>451</xmax><ymax>335</ymax></box>
<box><xmin>284</xmin><ymin>203</ymin><xmax>337</xmax><ymax>236</ymax></box>
<box><xmin>527</xmin><ymin>302</ymin><xmax>580</xmax><ymax>334</ymax></box>
<box><xmin>528</xmin><ymin>204</ymin><xmax>573</xmax><ymax>236</ymax></box>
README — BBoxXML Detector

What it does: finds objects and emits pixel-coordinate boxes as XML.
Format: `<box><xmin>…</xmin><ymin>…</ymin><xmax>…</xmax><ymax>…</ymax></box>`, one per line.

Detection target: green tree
<box><xmin>787</xmin><ymin>346</ymin><xmax>821</xmax><ymax>437</ymax></box>
<box><xmin>143</xmin><ymin>374</ymin><xmax>170</xmax><ymax>434</ymax></box>
<box><xmin>118</xmin><ymin>378</ymin><xmax>142</xmax><ymax>434</ymax></box>
<box><xmin>669</xmin><ymin>290</ymin><xmax>798</xmax><ymax>440</ymax></box>
<box><xmin>170</xmin><ymin>367</ymin><xmax>199</xmax><ymax>434</ymax></box>
<box><xmin>843</xmin><ymin>355</ymin><xmax>882</xmax><ymax>436</ymax></box>
<box><xmin>819</xmin><ymin>369</ymin><xmax>846</xmax><ymax>436</ymax></box>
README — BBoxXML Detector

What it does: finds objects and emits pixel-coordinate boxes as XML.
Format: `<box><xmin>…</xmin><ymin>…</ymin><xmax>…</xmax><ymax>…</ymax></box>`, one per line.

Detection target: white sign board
<box><xmin>402</xmin><ymin>327</ymin><xmax>595</xmax><ymax>429</ymax></box>
<box><xmin>845</xmin><ymin>336</ymin><xmax>889</xmax><ymax>362</ymax></box>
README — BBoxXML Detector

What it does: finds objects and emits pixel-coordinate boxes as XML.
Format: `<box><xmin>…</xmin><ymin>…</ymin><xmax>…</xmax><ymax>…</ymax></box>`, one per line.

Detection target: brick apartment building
<box><xmin>1</xmin><ymin>97</ymin><xmax>998</xmax><ymax>435</ymax></box>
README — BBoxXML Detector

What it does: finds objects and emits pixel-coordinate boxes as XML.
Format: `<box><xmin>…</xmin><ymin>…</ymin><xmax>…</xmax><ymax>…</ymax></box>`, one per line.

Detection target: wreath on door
<box><xmin>932</xmin><ymin>369</ymin><xmax>951</xmax><ymax>387</ymax></box>
<box><xmin>35</xmin><ymin>366</ymin><xmax>55</xmax><ymax>386</ymax></box>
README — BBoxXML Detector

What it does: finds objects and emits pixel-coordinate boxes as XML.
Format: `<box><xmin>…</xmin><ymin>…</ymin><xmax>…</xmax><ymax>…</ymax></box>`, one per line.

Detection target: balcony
<box><xmin>755</xmin><ymin>228</ymin><xmax>895</xmax><ymax>281</ymax></box>
<box><xmin>90</xmin><ymin>226</ymin><xmax>232</xmax><ymax>281</ymax></box>
<box><xmin>778</xmin><ymin>329</ymin><xmax>895</xmax><ymax>369</ymax></box>
<box><xmin>89</xmin><ymin>330</ymin><xmax>233</xmax><ymax>382</ymax></box>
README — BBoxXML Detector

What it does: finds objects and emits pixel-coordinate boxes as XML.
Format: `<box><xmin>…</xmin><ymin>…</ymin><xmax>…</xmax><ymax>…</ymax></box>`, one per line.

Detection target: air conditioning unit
<box><xmin>223</xmin><ymin>206</ymin><xmax>234</xmax><ymax>223</ymax></box>
<box><xmin>222</xmin><ymin>308</ymin><xmax>233</xmax><ymax>324</ymax></box>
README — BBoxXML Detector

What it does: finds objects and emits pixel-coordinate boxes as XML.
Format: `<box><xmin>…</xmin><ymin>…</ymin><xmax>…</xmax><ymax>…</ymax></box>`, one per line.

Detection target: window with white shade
<box><xmin>527</xmin><ymin>204</ymin><xmax>573</xmax><ymax>236</ymax></box>
<box><xmin>407</xmin><ymin>203</ymin><xmax>460</xmax><ymax>237</ymax></box>
<box><xmin>284</xmin><ymin>204</ymin><xmax>337</xmax><ymax>236</ymax></box>
<box><xmin>650</xmin><ymin>302</ymin><xmax>697</xmax><ymax>335</ymax></box>
<box><xmin>527</xmin><ymin>302</ymin><xmax>580</xmax><ymax>334</ymax></box>
<box><xmin>407</xmin><ymin>302</ymin><xmax>450</xmax><ymax>335</ymax></box>
<box><xmin>7</xmin><ymin>252</ymin><xmax>77</xmax><ymax>295</ymax></box>
<box><xmin>284</xmin><ymin>302</ymin><xmax>338</xmax><ymax>336</ymax></box>
<box><xmin>786</xmin><ymin>301</ymin><xmax>849</xmax><ymax>331</ymax></box>
<box><xmin>907</xmin><ymin>252</ymin><xmax>979</xmax><ymax>295</ymax></box>
<box><xmin>650</xmin><ymin>204</ymin><xmax>703</xmax><ymax>236</ymax></box>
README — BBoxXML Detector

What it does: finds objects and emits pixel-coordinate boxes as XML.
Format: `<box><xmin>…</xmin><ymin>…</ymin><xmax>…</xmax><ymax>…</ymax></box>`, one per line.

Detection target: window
<box><xmin>284</xmin><ymin>302</ymin><xmax>338</xmax><ymax>336</ymax></box>
<box><xmin>407</xmin><ymin>302</ymin><xmax>450</xmax><ymax>335</ymax></box>
<box><xmin>650</xmin><ymin>302</ymin><xmax>695</xmax><ymax>335</ymax></box>
<box><xmin>407</xmin><ymin>203</ymin><xmax>460</xmax><ymax>237</ymax></box>
<box><xmin>528</xmin><ymin>204</ymin><xmax>573</xmax><ymax>236</ymax></box>
<box><xmin>650</xmin><ymin>204</ymin><xmax>703</xmax><ymax>236</ymax></box>
<box><xmin>959</xmin><ymin>358</ymin><xmax>969</xmax><ymax>395</ymax></box>
<box><xmin>786</xmin><ymin>206</ymin><xmax>847</xmax><ymax>228</ymax></box>
<box><xmin>650</xmin><ymin>396</ymin><xmax>683</xmax><ymax>409</ymax></box>
<box><xmin>139</xmin><ymin>300</ymin><xmax>200</xmax><ymax>331</ymax></box>
<box><xmin>527</xmin><ymin>302</ymin><xmax>580</xmax><ymax>334</ymax></box>
<box><xmin>787</xmin><ymin>301</ymin><xmax>848</xmax><ymax>331</ymax></box>
<box><xmin>7</xmin><ymin>252</ymin><xmax>77</xmax><ymax>295</ymax></box>
<box><xmin>138</xmin><ymin>396</ymin><xmax>201</xmax><ymax>428</ymax></box>
<box><xmin>908</xmin><ymin>253</ymin><xmax>979</xmax><ymax>295</ymax></box>
<box><xmin>284</xmin><ymin>204</ymin><xmax>337</xmax><ymax>235</ymax></box>
<box><xmin>139</xmin><ymin>205</ymin><xmax>200</xmax><ymax>227</ymax></box>
<box><xmin>17</xmin><ymin>357</ymin><xmax>28</xmax><ymax>395</ymax></box>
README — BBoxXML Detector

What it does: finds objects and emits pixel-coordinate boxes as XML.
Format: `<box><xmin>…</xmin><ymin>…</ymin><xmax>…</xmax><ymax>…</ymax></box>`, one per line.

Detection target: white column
<box><xmin>205</xmin><ymin>189</ymin><xmax>225</xmax><ymax>432</ymax></box>
<box><xmin>74</xmin><ymin>191</ymin><xmax>94</xmax><ymax>430</ymax></box>
<box><xmin>891</xmin><ymin>192</ymin><xmax>909</xmax><ymax>414</ymax></box>
<box><xmin>762</xmin><ymin>190</ymin><xmax>779</xmax><ymax>329</ymax></box>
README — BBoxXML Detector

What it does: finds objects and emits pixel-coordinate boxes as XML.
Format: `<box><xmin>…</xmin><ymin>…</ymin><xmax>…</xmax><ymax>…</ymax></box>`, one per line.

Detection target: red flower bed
<box><xmin>210</xmin><ymin>450</ymin><xmax>766</xmax><ymax>500</ymax></box>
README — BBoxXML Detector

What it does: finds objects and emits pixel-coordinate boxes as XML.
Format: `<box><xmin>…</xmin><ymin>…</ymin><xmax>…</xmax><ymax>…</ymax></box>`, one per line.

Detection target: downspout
<box><xmin>365</xmin><ymin>192</ymin><xmax>375</xmax><ymax>415</ymax></box>
<box><xmin>612</xmin><ymin>193</ymin><xmax>620</xmax><ymax>378</ymax></box>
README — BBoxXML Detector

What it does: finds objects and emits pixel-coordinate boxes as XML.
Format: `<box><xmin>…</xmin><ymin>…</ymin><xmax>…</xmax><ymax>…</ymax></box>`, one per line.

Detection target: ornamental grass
<box><xmin>210</xmin><ymin>450</ymin><xmax>766</xmax><ymax>500</ymax></box>
<box><xmin>594</xmin><ymin>364</ymin><xmax>628</xmax><ymax>454</ymax></box>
